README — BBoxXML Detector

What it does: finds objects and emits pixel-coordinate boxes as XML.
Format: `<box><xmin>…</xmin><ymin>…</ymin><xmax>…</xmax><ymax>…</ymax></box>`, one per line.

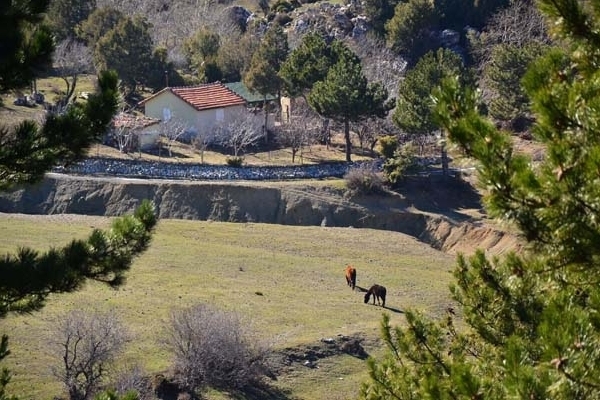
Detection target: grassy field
<box><xmin>0</xmin><ymin>213</ymin><xmax>457</xmax><ymax>400</ymax></box>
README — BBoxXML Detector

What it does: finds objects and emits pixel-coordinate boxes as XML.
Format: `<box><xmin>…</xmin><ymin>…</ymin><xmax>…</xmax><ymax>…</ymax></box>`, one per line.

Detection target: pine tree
<box><xmin>308</xmin><ymin>42</ymin><xmax>392</xmax><ymax>162</ymax></box>
<box><xmin>361</xmin><ymin>0</ymin><xmax>600</xmax><ymax>399</ymax></box>
<box><xmin>94</xmin><ymin>16</ymin><xmax>167</xmax><ymax>96</ymax></box>
<box><xmin>393</xmin><ymin>48</ymin><xmax>469</xmax><ymax>175</ymax></box>
<box><xmin>279</xmin><ymin>32</ymin><xmax>336</xmax><ymax>98</ymax></box>
<box><xmin>0</xmin><ymin>3</ymin><xmax>157</xmax><ymax>398</ymax></box>
<box><xmin>243</xmin><ymin>25</ymin><xmax>289</xmax><ymax>143</ymax></box>
<box><xmin>46</xmin><ymin>0</ymin><xmax>97</xmax><ymax>41</ymax></box>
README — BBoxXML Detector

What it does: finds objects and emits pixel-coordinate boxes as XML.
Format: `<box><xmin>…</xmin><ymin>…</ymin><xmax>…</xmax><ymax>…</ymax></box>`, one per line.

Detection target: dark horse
<box><xmin>364</xmin><ymin>284</ymin><xmax>386</xmax><ymax>307</ymax></box>
<box><xmin>345</xmin><ymin>265</ymin><xmax>356</xmax><ymax>290</ymax></box>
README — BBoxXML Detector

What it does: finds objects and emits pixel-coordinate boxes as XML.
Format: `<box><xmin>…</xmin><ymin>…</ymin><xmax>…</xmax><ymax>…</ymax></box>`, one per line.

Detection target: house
<box><xmin>223</xmin><ymin>82</ymin><xmax>278</xmax><ymax>108</ymax></box>
<box><xmin>139</xmin><ymin>83</ymin><xmax>248</xmax><ymax>138</ymax></box>
<box><xmin>111</xmin><ymin>112</ymin><xmax>161</xmax><ymax>151</ymax></box>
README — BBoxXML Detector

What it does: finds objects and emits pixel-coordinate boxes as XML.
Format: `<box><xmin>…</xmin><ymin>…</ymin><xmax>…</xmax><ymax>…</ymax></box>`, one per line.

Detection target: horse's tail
<box><xmin>351</xmin><ymin>269</ymin><xmax>356</xmax><ymax>290</ymax></box>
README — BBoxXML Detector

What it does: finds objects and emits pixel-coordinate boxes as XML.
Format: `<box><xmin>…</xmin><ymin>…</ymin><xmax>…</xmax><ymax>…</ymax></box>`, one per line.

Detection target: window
<box><xmin>216</xmin><ymin>108</ymin><xmax>224</xmax><ymax>121</ymax></box>
<box><xmin>162</xmin><ymin>107</ymin><xmax>172</xmax><ymax>121</ymax></box>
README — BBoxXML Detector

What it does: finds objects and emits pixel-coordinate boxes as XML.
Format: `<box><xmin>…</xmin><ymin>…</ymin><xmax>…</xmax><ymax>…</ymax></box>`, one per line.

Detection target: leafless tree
<box><xmin>48</xmin><ymin>310</ymin><xmax>129</xmax><ymax>400</ymax></box>
<box><xmin>96</xmin><ymin>0</ymin><xmax>241</xmax><ymax>58</ymax></box>
<box><xmin>347</xmin><ymin>35</ymin><xmax>406</xmax><ymax>100</ymax></box>
<box><xmin>110</xmin><ymin>123</ymin><xmax>136</xmax><ymax>153</ymax></box>
<box><xmin>163</xmin><ymin>303</ymin><xmax>272</xmax><ymax>391</ymax></box>
<box><xmin>53</xmin><ymin>39</ymin><xmax>93</xmax><ymax>106</ymax></box>
<box><xmin>275</xmin><ymin>98</ymin><xmax>320</xmax><ymax>163</ymax></box>
<box><xmin>158</xmin><ymin>118</ymin><xmax>190</xmax><ymax>157</ymax></box>
<box><xmin>192</xmin><ymin>129</ymin><xmax>216</xmax><ymax>164</ymax></box>
<box><xmin>215</xmin><ymin>110</ymin><xmax>263</xmax><ymax>157</ymax></box>
<box><xmin>469</xmin><ymin>0</ymin><xmax>550</xmax><ymax>69</ymax></box>
<box><xmin>353</xmin><ymin>116</ymin><xmax>399</xmax><ymax>155</ymax></box>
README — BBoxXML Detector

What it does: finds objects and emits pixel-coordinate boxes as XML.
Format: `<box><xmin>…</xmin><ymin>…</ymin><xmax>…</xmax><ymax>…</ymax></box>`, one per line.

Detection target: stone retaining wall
<box><xmin>52</xmin><ymin>158</ymin><xmax>382</xmax><ymax>181</ymax></box>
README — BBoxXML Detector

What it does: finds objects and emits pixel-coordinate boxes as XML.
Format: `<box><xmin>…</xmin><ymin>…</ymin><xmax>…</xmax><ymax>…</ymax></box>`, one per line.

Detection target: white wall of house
<box><xmin>143</xmin><ymin>91</ymin><xmax>248</xmax><ymax>137</ymax></box>
<box><xmin>137</xmin><ymin>126</ymin><xmax>160</xmax><ymax>150</ymax></box>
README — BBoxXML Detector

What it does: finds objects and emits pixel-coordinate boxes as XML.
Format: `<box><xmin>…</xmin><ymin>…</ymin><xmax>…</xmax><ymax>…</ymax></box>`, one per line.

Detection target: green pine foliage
<box><xmin>244</xmin><ymin>25</ymin><xmax>288</xmax><ymax>100</ymax></box>
<box><xmin>279</xmin><ymin>32</ymin><xmax>336</xmax><ymax>97</ymax></box>
<box><xmin>94</xmin><ymin>16</ymin><xmax>173</xmax><ymax>96</ymax></box>
<box><xmin>0</xmin><ymin>0</ymin><xmax>54</xmax><ymax>93</ymax></box>
<box><xmin>46</xmin><ymin>0</ymin><xmax>96</xmax><ymax>41</ymax></box>
<box><xmin>76</xmin><ymin>7</ymin><xmax>126</xmax><ymax>48</ymax></box>
<box><xmin>361</xmin><ymin>0</ymin><xmax>600</xmax><ymax>398</ymax></box>
<box><xmin>385</xmin><ymin>0</ymin><xmax>440</xmax><ymax>67</ymax></box>
<box><xmin>394</xmin><ymin>48</ymin><xmax>467</xmax><ymax>136</ymax></box>
<box><xmin>482</xmin><ymin>43</ymin><xmax>549</xmax><ymax>125</ymax></box>
<box><xmin>308</xmin><ymin>42</ymin><xmax>392</xmax><ymax>162</ymax></box>
<box><xmin>0</xmin><ymin>3</ymin><xmax>157</xmax><ymax>399</ymax></box>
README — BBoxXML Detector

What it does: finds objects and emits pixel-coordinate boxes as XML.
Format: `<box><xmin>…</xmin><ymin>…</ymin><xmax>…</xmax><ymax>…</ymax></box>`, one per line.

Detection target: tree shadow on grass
<box><xmin>227</xmin><ymin>381</ymin><xmax>295</xmax><ymax>400</ymax></box>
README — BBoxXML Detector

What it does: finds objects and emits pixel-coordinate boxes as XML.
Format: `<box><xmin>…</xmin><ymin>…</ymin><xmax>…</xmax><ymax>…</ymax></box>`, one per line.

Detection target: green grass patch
<box><xmin>0</xmin><ymin>214</ymin><xmax>456</xmax><ymax>399</ymax></box>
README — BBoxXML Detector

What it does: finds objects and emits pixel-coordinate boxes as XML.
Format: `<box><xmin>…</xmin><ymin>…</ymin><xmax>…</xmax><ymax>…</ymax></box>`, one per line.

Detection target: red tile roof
<box><xmin>140</xmin><ymin>83</ymin><xmax>247</xmax><ymax>111</ymax></box>
<box><xmin>113</xmin><ymin>112</ymin><xmax>160</xmax><ymax>129</ymax></box>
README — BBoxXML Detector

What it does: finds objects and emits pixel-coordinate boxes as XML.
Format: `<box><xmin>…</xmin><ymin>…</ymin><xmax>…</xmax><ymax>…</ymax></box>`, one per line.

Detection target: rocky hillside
<box><xmin>0</xmin><ymin>173</ymin><xmax>521</xmax><ymax>255</ymax></box>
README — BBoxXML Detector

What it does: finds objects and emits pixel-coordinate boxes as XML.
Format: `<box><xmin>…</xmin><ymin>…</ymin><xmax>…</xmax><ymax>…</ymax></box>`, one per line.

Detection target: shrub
<box><xmin>226</xmin><ymin>156</ymin><xmax>243</xmax><ymax>167</ymax></box>
<box><xmin>49</xmin><ymin>310</ymin><xmax>129</xmax><ymax>400</ymax></box>
<box><xmin>382</xmin><ymin>142</ymin><xmax>420</xmax><ymax>185</ymax></box>
<box><xmin>344</xmin><ymin>163</ymin><xmax>385</xmax><ymax>195</ymax></box>
<box><xmin>377</xmin><ymin>135</ymin><xmax>398</xmax><ymax>159</ymax></box>
<box><xmin>164</xmin><ymin>303</ymin><xmax>272</xmax><ymax>391</ymax></box>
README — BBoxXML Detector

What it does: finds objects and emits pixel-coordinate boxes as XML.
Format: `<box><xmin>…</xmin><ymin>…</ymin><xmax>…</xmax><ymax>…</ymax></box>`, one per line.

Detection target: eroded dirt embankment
<box><xmin>0</xmin><ymin>173</ymin><xmax>521</xmax><ymax>255</ymax></box>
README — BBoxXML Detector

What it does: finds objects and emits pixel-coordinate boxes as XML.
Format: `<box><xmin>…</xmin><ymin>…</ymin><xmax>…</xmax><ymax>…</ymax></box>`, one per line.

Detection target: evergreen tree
<box><xmin>361</xmin><ymin>0</ymin><xmax>600</xmax><ymax>398</ymax></box>
<box><xmin>76</xmin><ymin>7</ymin><xmax>126</xmax><ymax>49</ymax></box>
<box><xmin>183</xmin><ymin>27</ymin><xmax>221</xmax><ymax>79</ymax></box>
<box><xmin>0</xmin><ymin>3</ymin><xmax>157</xmax><ymax>398</ymax></box>
<box><xmin>308</xmin><ymin>42</ymin><xmax>392</xmax><ymax>162</ymax></box>
<box><xmin>385</xmin><ymin>0</ymin><xmax>440</xmax><ymax>67</ymax></box>
<box><xmin>244</xmin><ymin>25</ymin><xmax>289</xmax><ymax>142</ymax></box>
<box><xmin>0</xmin><ymin>0</ymin><xmax>54</xmax><ymax>94</ymax></box>
<box><xmin>482</xmin><ymin>42</ymin><xmax>549</xmax><ymax>128</ymax></box>
<box><xmin>94</xmin><ymin>16</ymin><xmax>168</xmax><ymax>96</ymax></box>
<box><xmin>279</xmin><ymin>32</ymin><xmax>337</xmax><ymax>97</ymax></box>
<box><xmin>393</xmin><ymin>48</ymin><xmax>468</xmax><ymax>175</ymax></box>
<box><xmin>363</xmin><ymin>0</ymin><xmax>400</xmax><ymax>36</ymax></box>
<box><xmin>46</xmin><ymin>0</ymin><xmax>96</xmax><ymax>41</ymax></box>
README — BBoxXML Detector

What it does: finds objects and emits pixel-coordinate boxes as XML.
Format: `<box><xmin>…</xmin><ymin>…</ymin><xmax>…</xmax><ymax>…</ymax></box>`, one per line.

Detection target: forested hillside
<box><xmin>11</xmin><ymin>0</ymin><xmax>552</xmax><ymax>170</ymax></box>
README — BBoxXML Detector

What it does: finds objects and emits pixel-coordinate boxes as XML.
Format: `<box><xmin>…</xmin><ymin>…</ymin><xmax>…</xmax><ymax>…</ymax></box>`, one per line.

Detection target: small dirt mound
<box><xmin>268</xmin><ymin>334</ymin><xmax>373</xmax><ymax>374</ymax></box>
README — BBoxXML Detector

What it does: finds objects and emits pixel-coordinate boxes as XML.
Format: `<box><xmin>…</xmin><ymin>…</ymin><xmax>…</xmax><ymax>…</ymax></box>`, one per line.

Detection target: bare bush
<box><xmin>191</xmin><ymin>129</ymin><xmax>217</xmax><ymax>164</ymax></box>
<box><xmin>164</xmin><ymin>303</ymin><xmax>272</xmax><ymax>391</ymax></box>
<box><xmin>158</xmin><ymin>118</ymin><xmax>191</xmax><ymax>157</ymax></box>
<box><xmin>106</xmin><ymin>364</ymin><xmax>150</xmax><ymax>400</ymax></box>
<box><xmin>274</xmin><ymin>98</ymin><xmax>320</xmax><ymax>163</ymax></box>
<box><xmin>215</xmin><ymin>110</ymin><xmax>263</xmax><ymax>157</ymax></box>
<box><xmin>49</xmin><ymin>310</ymin><xmax>129</xmax><ymax>400</ymax></box>
<box><xmin>344</xmin><ymin>163</ymin><xmax>385</xmax><ymax>195</ymax></box>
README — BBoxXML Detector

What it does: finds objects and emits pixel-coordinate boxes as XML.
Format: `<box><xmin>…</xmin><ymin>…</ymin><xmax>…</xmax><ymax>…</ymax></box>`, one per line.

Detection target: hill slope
<box><xmin>0</xmin><ymin>173</ymin><xmax>520</xmax><ymax>256</ymax></box>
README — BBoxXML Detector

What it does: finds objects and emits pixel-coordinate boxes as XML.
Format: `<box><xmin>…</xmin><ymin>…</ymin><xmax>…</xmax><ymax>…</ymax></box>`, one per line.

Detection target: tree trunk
<box><xmin>440</xmin><ymin>131</ymin><xmax>449</xmax><ymax>177</ymax></box>
<box><xmin>263</xmin><ymin>97</ymin><xmax>268</xmax><ymax>144</ymax></box>
<box><xmin>344</xmin><ymin>118</ymin><xmax>352</xmax><ymax>162</ymax></box>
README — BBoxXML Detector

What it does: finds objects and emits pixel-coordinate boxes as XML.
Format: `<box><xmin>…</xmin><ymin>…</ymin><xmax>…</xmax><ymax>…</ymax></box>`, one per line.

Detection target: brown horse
<box><xmin>345</xmin><ymin>265</ymin><xmax>356</xmax><ymax>290</ymax></box>
<box><xmin>364</xmin><ymin>284</ymin><xmax>386</xmax><ymax>307</ymax></box>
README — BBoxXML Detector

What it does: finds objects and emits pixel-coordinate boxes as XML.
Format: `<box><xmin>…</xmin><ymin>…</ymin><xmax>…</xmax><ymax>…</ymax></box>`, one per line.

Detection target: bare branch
<box><xmin>53</xmin><ymin>39</ymin><xmax>93</xmax><ymax>106</ymax></box>
<box><xmin>215</xmin><ymin>110</ymin><xmax>263</xmax><ymax>157</ymax></box>
<box><xmin>48</xmin><ymin>310</ymin><xmax>129</xmax><ymax>400</ymax></box>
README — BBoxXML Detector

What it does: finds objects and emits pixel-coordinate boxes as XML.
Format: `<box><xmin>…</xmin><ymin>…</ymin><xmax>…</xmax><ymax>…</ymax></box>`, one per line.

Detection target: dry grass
<box><xmin>0</xmin><ymin>214</ymin><xmax>456</xmax><ymax>400</ymax></box>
